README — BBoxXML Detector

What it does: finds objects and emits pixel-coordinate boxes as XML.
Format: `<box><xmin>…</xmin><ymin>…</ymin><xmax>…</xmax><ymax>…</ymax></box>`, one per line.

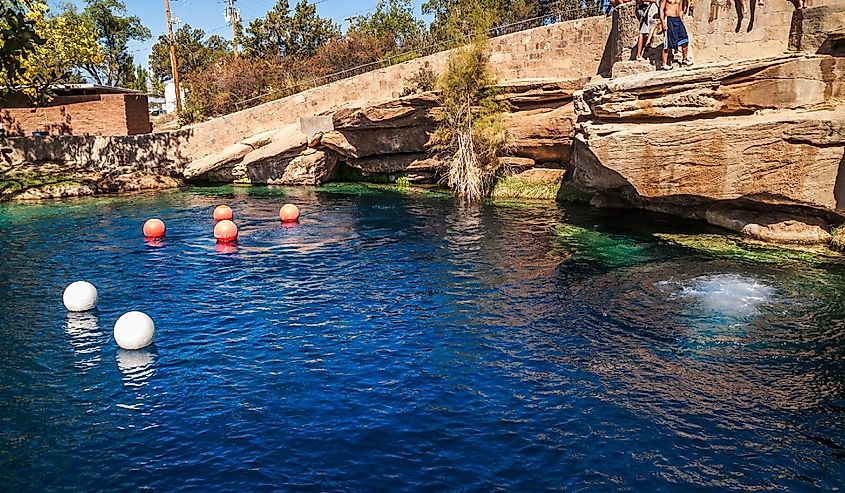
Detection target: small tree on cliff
<box><xmin>431</xmin><ymin>0</ymin><xmax>508</xmax><ymax>201</ymax></box>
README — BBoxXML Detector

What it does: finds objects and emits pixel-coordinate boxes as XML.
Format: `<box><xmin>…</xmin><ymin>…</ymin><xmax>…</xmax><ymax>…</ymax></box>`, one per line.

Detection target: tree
<box><xmin>350</xmin><ymin>0</ymin><xmax>423</xmax><ymax>51</ymax></box>
<box><xmin>79</xmin><ymin>0</ymin><xmax>150</xmax><ymax>87</ymax></box>
<box><xmin>429</xmin><ymin>0</ymin><xmax>508</xmax><ymax>201</ymax></box>
<box><xmin>149</xmin><ymin>23</ymin><xmax>229</xmax><ymax>86</ymax></box>
<box><xmin>422</xmin><ymin>0</ymin><xmax>546</xmax><ymax>42</ymax></box>
<box><xmin>0</xmin><ymin>0</ymin><xmax>44</xmax><ymax>95</ymax></box>
<box><xmin>0</xmin><ymin>1</ymin><xmax>102</xmax><ymax>102</ymax></box>
<box><xmin>307</xmin><ymin>31</ymin><xmax>389</xmax><ymax>78</ymax></box>
<box><xmin>131</xmin><ymin>64</ymin><xmax>147</xmax><ymax>92</ymax></box>
<box><xmin>245</xmin><ymin>0</ymin><xmax>339</xmax><ymax>60</ymax></box>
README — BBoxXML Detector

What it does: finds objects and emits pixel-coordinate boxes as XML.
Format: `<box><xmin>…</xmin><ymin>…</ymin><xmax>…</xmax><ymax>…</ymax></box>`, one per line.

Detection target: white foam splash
<box><xmin>662</xmin><ymin>274</ymin><xmax>776</xmax><ymax>317</ymax></box>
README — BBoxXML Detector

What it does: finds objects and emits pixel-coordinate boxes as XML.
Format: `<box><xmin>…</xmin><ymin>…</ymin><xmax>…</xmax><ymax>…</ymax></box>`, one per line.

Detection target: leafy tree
<box><xmin>79</xmin><ymin>0</ymin><xmax>150</xmax><ymax>87</ymax></box>
<box><xmin>149</xmin><ymin>23</ymin><xmax>229</xmax><ymax>86</ymax></box>
<box><xmin>1</xmin><ymin>1</ymin><xmax>102</xmax><ymax>102</ymax></box>
<box><xmin>245</xmin><ymin>0</ymin><xmax>339</xmax><ymax>60</ymax></box>
<box><xmin>0</xmin><ymin>0</ymin><xmax>44</xmax><ymax>94</ymax></box>
<box><xmin>350</xmin><ymin>0</ymin><xmax>423</xmax><ymax>51</ymax></box>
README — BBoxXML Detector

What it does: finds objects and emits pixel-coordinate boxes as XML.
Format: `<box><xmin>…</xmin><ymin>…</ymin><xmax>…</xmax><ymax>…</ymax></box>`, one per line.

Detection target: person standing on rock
<box><xmin>659</xmin><ymin>0</ymin><xmax>693</xmax><ymax>69</ymax></box>
<box><xmin>636</xmin><ymin>0</ymin><xmax>660</xmax><ymax>61</ymax></box>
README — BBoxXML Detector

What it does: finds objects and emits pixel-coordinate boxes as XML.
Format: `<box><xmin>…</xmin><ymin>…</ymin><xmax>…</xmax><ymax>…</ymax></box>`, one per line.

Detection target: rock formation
<box><xmin>570</xmin><ymin>4</ymin><xmax>845</xmax><ymax>245</ymax></box>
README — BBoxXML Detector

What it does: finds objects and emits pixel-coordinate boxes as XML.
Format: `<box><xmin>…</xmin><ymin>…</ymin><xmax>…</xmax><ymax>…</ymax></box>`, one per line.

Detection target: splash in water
<box><xmin>661</xmin><ymin>274</ymin><xmax>776</xmax><ymax>317</ymax></box>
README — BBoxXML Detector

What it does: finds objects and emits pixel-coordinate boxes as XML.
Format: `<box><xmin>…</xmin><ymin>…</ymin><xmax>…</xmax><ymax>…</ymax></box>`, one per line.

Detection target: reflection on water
<box><xmin>116</xmin><ymin>348</ymin><xmax>157</xmax><ymax>388</ymax></box>
<box><xmin>214</xmin><ymin>242</ymin><xmax>239</xmax><ymax>255</ymax></box>
<box><xmin>65</xmin><ymin>312</ymin><xmax>102</xmax><ymax>371</ymax></box>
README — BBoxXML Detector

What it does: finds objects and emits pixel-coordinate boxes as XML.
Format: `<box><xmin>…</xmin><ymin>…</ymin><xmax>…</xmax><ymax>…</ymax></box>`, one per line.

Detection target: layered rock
<box><xmin>572</xmin><ymin>52</ymin><xmax>845</xmax><ymax>244</ymax></box>
<box><xmin>185</xmin><ymin>81</ymin><xmax>585</xmax><ymax>186</ymax></box>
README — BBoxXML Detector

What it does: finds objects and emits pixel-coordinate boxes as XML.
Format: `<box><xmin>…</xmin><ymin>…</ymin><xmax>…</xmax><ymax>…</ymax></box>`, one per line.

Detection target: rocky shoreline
<box><xmin>2</xmin><ymin>1</ymin><xmax>844</xmax><ymax>250</ymax></box>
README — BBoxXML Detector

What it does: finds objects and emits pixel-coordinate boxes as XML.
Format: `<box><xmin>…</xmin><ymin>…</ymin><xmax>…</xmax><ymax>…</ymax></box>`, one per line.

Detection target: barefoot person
<box><xmin>636</xmin><ymin>0</ymin><xmax>660</xmax><ymax>60</ymax></box>
<box><xmin>660</xmin><ymin>0</ymin><xmax>693</xmax><ymax>69</ymax></box>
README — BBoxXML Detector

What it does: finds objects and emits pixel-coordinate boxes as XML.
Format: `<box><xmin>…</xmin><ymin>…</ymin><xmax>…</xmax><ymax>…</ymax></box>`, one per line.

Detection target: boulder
<box><xmin>506</xmin><ymin>102</ymin><xmax>576</xmax><ymax>163</ymax></box>
<box><xmin>320</xmin><ymin>128</ymin><xmax>433</xmax><ymax>159</ymax></box>
<box><xmin>789</xmin><ymin>3</ymin><xmax>845</xmax><ymax>54</ymax></box>
<box><xmin>4</xmin><ymin>171</ymin><xmax>183</xmax><ymax>202</ymax></box>
<box><xmin>573</xmin><ymin>107</ymin><xmax>845</xmax><ymax>211</ymax></box>
<box><xmin>705</xmin><ymin>204</ymin><xmax>832</xmax><ymax>244</ymax></box>
<box><xmin>331</xmin><ymin>93</ymin><xmax>438</xmax><ymax>129</ymax></box>
<box><xmin>347</xmin><ymin>153</ymin><xmax>440</xmax><ymax>174</ymax></box>
<box><xmin>184</xmin><ymin>125</ymin><xmax>307</xmax><ymax>180</ymax></box>
<box><xmin>247</xmin><ymin>149</ymin><xmax>338</xmax><ymax>185</ymax></box>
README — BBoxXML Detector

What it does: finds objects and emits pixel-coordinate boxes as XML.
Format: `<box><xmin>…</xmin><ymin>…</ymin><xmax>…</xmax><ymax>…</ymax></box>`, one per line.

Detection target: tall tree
<box><xmin>149</xmin><ymin>23</ymin><xmax>229</xmax><ymax>86</ymax></box>
<box><xmin>1</xmin><ymin>1</ymin><xmax>102</xmax><ymax>102</ymax></box>
<box><xmin>245</xmin><ymin>0</ymin><xmax>339</xmax><ymax>60</ymax></box>
<box><xmin>79</xmin><ymin>0</ymin><xmax>150</xmax><ymax>87</ymax></box>
<box><xmin>350</xmin><ymin>0</ymin><xmax>423</xmax><ymax>51</ymax></box>
<box><xmin>131</xmin><ymin>64</ymin><xmax>148</xmax><ymax>92</ymax></box>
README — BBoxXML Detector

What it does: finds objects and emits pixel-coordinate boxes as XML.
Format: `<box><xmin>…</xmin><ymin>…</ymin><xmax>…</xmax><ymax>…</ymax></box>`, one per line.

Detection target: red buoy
<box><xmin>143</xmin><ymin>218</ymin><xmax>166</xmax><ymax>238</ymax></box>
<box><xmin>214</xmin><ymin>220</ymin><xmax>238</xmax><ymax>243</ymax></box>
<box><xmin>213</xmin><ymin>205</ymin><xmax>233</xmax><ymax>221</ymax></box>
<box><xmin>279</xmin><ymin>204</ymin><xmax>300</xmax><ymax>223</ymax></box>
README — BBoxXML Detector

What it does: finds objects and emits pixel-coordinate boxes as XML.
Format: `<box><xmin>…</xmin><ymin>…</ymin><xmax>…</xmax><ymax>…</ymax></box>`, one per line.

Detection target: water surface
<box><xmin>0</xmin><ymin>185</ymin><xmax>843</xmax><ymax>491</ymax></box>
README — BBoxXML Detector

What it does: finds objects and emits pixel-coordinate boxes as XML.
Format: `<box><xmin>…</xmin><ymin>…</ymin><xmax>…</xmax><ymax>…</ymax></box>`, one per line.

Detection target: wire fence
<box><xmin>229</xmin><ymin>4</ymin><xmax>606</xmax><ymax>112</ymax></box>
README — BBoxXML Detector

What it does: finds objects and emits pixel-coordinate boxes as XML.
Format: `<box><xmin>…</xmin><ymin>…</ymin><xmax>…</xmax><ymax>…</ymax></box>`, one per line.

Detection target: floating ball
<box><xmin>63</xmin><ymin>281</ymin><xmax>98</xmax><ymax>312</ymax></box>
<box><xmin>213</xmin><ymin>205</ymin><xmax>233</xmax><ymax>221</ymax></box>
<box><xmin>279</xmin><ymin>204</ymin><xmax>300</xmax><ymax>223</ymax></box>
<box><xmin>143</xmin><ymin>218</ymin><xmax>166</xmax><ymax>238</ymax></box>
<box><xmin>214</xmin><ymin>220</ymin><xmax>238</xmax><ymax>243</ymax></box>
<box><xmin>113</xmin><ymin>311</ymin><xmax>155</xmax><ymax>350</ymax></box>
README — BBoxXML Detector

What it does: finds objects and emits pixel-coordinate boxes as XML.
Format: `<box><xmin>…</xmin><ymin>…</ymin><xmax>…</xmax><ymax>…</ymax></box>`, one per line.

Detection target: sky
<box><xmin>48</xmin><ymin>0</ymin><xmax>432</xmax><ymax>70</ymax></box>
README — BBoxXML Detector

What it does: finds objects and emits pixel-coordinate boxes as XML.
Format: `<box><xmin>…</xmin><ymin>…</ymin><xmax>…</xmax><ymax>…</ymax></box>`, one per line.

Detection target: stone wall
<box><xmin>173</xmin><ymin>14</ymin><xmax>614</xmax><ymax>164</ymax></box>
<box><xmin>612</xmin><ymin>0</ymin><xmax>841</xmax><ymax>65</ymax></box>
<box><xmin>0</xmin><ymin>94</ymin><xmax>152</xmax><ymax>137</ymax></box>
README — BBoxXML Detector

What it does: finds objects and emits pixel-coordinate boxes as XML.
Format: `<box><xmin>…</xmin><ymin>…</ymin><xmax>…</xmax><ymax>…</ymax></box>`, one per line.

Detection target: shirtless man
<box><xmin>660</xmin><ymin>0</ymin><xmax>693</xmax><ymax>69</ymax></box>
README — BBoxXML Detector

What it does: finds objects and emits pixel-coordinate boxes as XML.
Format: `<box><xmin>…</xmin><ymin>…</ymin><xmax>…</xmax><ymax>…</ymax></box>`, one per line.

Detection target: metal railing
<box><xmin>230</xmin><ymin>5</ymin><xmax>606</xmax><ymax>112</ymax></box>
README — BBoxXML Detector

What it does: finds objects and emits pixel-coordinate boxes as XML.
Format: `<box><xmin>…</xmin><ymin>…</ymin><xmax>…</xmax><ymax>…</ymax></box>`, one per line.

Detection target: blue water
<box><xmin>0</xmin><ymin>185</ymin><xmax>843</xmax><ymax>492</ymax></box>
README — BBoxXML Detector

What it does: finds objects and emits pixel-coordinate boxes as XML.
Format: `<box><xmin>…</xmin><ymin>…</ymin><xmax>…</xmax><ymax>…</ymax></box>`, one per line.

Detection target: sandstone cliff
<box><xmin>571</xmin><ymin>2</ymin><xmax>845</xmax><ymax>244</ymax></box>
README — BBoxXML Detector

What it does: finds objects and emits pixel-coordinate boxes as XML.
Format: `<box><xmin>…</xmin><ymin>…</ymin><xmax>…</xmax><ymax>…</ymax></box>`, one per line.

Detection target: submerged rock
<box><xmin>704</xmin><ymin>204</ymin><xmax>833</xmax><ymax>245</ymax></box>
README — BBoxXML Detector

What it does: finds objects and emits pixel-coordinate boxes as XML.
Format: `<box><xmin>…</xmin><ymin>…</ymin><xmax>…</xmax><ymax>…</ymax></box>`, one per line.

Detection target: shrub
<box><xmin>400</xmin><ymin>62</ymin><xmax>436</xmax><ymax>96</ymax></box>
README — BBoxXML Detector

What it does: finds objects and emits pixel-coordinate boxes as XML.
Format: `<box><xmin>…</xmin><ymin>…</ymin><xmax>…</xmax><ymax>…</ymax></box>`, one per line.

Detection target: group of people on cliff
<box><xmin>614</xmin><ymin>0</ymin><xmax>694</xmax><ymax>69</ymax></box>
<box><xmin>638</xmin><ymin>0</ymin><xmax>692</xmax><ymax>69</ymax></box>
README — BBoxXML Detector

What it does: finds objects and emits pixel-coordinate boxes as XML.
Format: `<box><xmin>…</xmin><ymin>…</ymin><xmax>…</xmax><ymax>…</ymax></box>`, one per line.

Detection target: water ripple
<box><xmin>0</xmin><ymin>187</ymin><xmax>843</xmax><ymax>492</ymax></box>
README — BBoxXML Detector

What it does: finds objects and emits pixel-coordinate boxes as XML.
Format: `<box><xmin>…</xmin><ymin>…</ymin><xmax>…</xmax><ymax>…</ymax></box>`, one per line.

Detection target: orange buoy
<box><xmin>279</xmin><ymin>204</ymin><xmax>300</xmax><ymax>223</ymax></box>
<box><xmin>213</xmin><ymin>204</ymin><xmax>233</xmax><ymax>221</ymax></box>
<box><xmin>143</xmin><ymin>218</ymin><xmax>166</xmax><ymax>238</ymax></box>
<box><xmin>214</xmin><ymin>220</ymin><xmax>238</xmax><ymax>243</ymax></box>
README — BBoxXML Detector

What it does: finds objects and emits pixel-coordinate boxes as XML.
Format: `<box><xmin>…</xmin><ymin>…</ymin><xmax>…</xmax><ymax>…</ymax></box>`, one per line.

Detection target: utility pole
<box><xmin>229</xmin><ymin>0</ymin><xmax>239</xmax><ymax>59</ymax></box>
<box><xmin>164</xmin><ymin>0</ymin><xmax>182</xmax><ymax>112</ymax></box>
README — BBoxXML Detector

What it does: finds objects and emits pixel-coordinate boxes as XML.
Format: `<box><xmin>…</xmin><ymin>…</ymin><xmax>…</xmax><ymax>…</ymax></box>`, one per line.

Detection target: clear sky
<box><xmin>48</xmin><ymin>0</ymin><xmax>432</xmax><ymax>70</ymax></box>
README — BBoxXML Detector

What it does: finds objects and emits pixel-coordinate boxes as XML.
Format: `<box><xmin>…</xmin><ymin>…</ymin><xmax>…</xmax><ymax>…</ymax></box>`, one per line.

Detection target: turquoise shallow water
<box><xmin>0</xmin><ymin>185</ymin><xmax>843</xmax><ymax>491</ymax></box>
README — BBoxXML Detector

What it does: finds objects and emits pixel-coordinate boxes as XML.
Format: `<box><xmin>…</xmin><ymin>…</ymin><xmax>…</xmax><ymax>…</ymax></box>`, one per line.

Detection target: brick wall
<box><xmin>0</xmin><ymin>93</ymin><xmax>152</xmax><ymax>137</ymax></box>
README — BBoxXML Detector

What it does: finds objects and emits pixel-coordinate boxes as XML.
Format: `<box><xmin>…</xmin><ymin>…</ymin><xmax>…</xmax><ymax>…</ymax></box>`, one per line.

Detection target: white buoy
<box><xmin>63</xmin><ymin>281</ymin><xmax>98</xmax><ymax>312</ymax></box>
<box><xmin>113</xmin><ymin>311</ymin><xmax>155</xmax><ymax>350</ymax></box>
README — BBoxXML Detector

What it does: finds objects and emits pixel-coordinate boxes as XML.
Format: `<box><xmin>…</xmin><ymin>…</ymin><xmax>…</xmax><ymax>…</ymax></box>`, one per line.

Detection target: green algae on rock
<box><xmin>655</xmin><ymin>233</ymin><xmax>843</xmax><ymax>265</ymax></box>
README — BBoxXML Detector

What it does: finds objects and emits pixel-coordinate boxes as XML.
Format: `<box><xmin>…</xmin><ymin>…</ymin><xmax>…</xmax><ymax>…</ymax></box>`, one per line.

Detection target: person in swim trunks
<box><xmin>660</xmin><ymin>0</ymin><xmax>693</xmax><ymax>69</ymax></box>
